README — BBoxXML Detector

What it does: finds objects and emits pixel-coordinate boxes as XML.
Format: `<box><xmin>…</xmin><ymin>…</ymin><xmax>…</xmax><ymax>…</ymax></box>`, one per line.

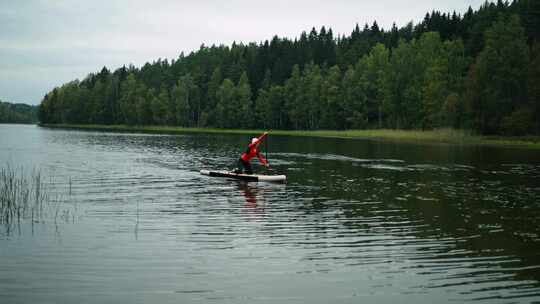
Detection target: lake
<box><xmin>1</xmin><ymin>124</ymin><xmax>540</xmax><ymax>303</ymax></box>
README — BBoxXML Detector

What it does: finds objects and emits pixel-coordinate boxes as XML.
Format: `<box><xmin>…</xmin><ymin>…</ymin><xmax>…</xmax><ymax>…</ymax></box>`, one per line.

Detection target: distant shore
<box><xmin>39</xmin><ymin>124</ymin><xmax>540</xmax><ymax>149</ymax></box>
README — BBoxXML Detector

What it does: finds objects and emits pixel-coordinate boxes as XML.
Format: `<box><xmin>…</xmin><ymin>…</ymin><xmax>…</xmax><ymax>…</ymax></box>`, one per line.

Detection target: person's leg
<box><xmin>234</xmin><ymin>159</ymin><xmax>244</xmax><ymax>173</ymax></box>
<box><xmin>244</xmin><ymin>161</ymin><xmax>253</xmax><ymax>174</ymax></box>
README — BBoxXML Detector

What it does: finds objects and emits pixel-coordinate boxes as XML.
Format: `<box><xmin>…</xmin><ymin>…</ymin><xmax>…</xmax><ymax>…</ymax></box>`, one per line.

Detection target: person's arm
<box><xmin>257</xmin><ymin>151</ymin><xmax>269</xmax><ymax>167</ymax></box>
<box><xmin>257</xmin><ymin>132</ymin><xmax>268</xmax><ymax>143</ymax></box>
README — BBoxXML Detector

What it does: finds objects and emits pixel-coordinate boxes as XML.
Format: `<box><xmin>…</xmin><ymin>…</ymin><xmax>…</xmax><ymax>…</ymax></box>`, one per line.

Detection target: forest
<box><xmin>0</xmin><ymin>101</ymin><xmax>38</xmax><ymax>124</ymax></box>
<box><xmin>38</xmin><ymin>0</ymin><xmax>540</xmax><ymax>135</ymax></box>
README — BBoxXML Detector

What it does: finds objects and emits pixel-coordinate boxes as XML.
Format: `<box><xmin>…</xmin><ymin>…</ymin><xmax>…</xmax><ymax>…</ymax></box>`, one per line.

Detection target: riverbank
<box><xmin>39</xmin><ymin>124</ymin><xmax>540</xmax><ymax>148</ymax></box>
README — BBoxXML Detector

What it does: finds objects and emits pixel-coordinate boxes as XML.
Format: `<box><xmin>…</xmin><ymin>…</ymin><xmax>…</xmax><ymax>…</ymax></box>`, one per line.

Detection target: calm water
<box><xmin>1</xmin><ymin>124</ymin><xmax>540</xmax><ymax>303</ymax></box>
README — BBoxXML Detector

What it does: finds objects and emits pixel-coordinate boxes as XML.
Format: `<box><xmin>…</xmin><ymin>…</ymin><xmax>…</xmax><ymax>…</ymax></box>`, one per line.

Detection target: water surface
<box><xmin>1</xmin><ymin>124</ymin><xmax>540</xmax><ymax>303</ymax></box>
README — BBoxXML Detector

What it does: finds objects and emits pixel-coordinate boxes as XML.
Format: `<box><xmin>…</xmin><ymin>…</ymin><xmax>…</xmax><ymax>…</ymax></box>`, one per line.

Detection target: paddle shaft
<box><xmin>265</xmin><ymin>134</ymin><xmax>269</xmax><ymax>172</ymax></box>
<box><xmin>265</xmin><ymin>135</ymin><xmax>268</xmax><ymax>162</ymax></box>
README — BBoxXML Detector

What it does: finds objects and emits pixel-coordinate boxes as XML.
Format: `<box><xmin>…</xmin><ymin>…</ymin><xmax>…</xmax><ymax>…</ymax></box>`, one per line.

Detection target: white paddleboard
<box><xmin>200</xmin><ymin>170</ymin><xmax>286</xmax><ymax>182</ymax></box>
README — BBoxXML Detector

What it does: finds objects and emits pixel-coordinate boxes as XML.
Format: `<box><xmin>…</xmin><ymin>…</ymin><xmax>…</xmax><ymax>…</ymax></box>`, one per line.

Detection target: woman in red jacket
<box><xmin>235</xmin><ymin>132</ymin><xmax>269</xmax><ymax>174</ymax></box>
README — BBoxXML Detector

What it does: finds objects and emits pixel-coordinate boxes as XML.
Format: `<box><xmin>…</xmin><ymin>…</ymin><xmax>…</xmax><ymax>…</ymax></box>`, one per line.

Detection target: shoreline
<box><xmin>38</xmin><ymin>123</ymin><xmax>540</xmax><ymax>149</ymax></box>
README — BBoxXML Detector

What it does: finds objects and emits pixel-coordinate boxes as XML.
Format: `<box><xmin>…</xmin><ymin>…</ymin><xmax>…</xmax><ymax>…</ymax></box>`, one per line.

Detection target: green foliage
<box><xmin>0</xmin><ymin>101</ymin><xmax>38</xmax><ymax>123</ymax></box>
<box><xmin>384</xmin><ymin>38</ymin><xmax>422</xmax><ymax>129</ymax></box>
<box><xmin>236</xmin><ymin>72</ymin><xmax>253</xmax><ymax>128</ymax></box>
<box><xmin>135</xmin><ymin>85</ymin><xmax>152</xmax><ymax>125</ymax></box>
<box><xmin>529</xmin><ymin>42</ymin><xmax>540</xmax><ymax>133</ymax></box>
<box><xmin>320</xmin><ymin>65</ymin><xmax>342</xmax><ymax>129</ymax></box>
<box><xmin>152</xmin><ymin>86</ymin><xmax>169</xmax><ymax>125</ymax></box>
<box><xmin>37</xmin><ymin>1</ymin><xmax>540</xmax><ymax>135</ymax></box>
<box><xmin>466</xmin><ymin>14</ymin><xmax>530</xmax><ymax>134</ymax></box>
<box><xmin>303</xmin><ymin>63</ymin><xmax>323</xmax><ymax>130</ymax></box>
<box><xmin>359</xmin><ymin>43</ymin><xmax>389</xmax><ymax>128</ymax></box>
<box><xmin>216</xmin><ymin>79</ymin><xmax>235</xmax><ymax>128</ymax></box>
<box><xmin>119</xmin><ymin>74</ymin><xmax>138</xmax><ymax>125</ymax></box>
<box><xmin>172</xmin><ymin>75</ymin><xmax>193</xmax><ymax>127</ymax></box>
<box><xmin>206</xmin><ymin>67</ymin><xmax>222</xmax><ymax>124</ymax></box>
<box><xmin>341</xmin><ymin>65</ymin><xmax>367</xmax><ymax>129</ymax></box>
<box><xmin>284</xmin><ymin>65</ymin><xmax>302</xmax><ymax>129</ymax></box>
<box><xmin>501</xmin><ymin>107</ymin><xmax>535</xmax><ymax>135</ymax></box>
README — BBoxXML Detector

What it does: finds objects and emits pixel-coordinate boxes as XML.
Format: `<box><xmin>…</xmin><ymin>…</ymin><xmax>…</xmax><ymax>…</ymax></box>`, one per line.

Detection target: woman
<box><xmin>235</xmin><ymin>132</ymin><xmax>269</xmax><ymax>174</ymax></box>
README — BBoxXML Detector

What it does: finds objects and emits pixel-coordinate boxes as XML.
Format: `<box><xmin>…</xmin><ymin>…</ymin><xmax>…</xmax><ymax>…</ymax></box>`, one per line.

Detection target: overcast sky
<box><xmin>1</xmin><ymin>0</ymin><xmax>488</xmax><ymax>105</ymax></box>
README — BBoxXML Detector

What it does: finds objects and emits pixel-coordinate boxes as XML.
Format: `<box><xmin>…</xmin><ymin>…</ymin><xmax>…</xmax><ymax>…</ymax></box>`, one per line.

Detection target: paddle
<box><xmin>265</xmin><ymin>133</ymin><xmax>269</xmax><ymax>173</ymax></box>
<box><xmin>265</xmin><ymin>133</ymin><xmax>268</xmax><ymax>163</ymax></box>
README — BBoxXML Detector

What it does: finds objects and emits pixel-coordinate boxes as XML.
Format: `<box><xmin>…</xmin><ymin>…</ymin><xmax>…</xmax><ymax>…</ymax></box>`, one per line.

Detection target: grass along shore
<box><xmin>39</xmin><ymin>123</ymin><xmax>540</xmax><ymax>148</ymax></box>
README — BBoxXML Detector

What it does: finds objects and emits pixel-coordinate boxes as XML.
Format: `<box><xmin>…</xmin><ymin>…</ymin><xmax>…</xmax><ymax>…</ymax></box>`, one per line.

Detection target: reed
<box><xmin>0</xmin><ymin>165</ymin><xmax>48</xmax><ymax>225</ymax></box>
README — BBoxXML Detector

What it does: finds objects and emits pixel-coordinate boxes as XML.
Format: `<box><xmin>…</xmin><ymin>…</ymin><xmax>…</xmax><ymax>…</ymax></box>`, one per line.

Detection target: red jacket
<box><xmin>240</xmin><ymin>133</ymin><xmax>268</xmax><ymax>166</ymax></box>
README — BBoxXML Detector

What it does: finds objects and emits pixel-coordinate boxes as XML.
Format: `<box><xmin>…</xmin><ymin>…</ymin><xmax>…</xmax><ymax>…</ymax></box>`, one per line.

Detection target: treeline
<box><xmin>39</xmin><ymin>0</ymin><xmax>540</xmax><ymax>135</ymax></box>
<box><xmin>0</xmin><ymin>101</ymin><xmax>38</xmax><ymax>124</ymax></box>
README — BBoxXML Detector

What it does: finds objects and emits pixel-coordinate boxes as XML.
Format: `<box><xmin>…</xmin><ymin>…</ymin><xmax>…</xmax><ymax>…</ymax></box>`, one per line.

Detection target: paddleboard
<box><xmin>200</xmin><ymin>170</ymin><xmax>286</xmax><ymax>183</ymax></box>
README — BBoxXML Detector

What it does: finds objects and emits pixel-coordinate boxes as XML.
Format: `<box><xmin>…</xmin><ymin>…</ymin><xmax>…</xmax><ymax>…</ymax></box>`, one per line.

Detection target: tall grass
<box><xmin>290</xmin><ymin>128</ymin><xmax>478</xmax><ymax>143</ymax></box>
<box><xmin>0</xmin><ymin>165</ymin><xmax>53</xmax><ymax>226</ymax></box>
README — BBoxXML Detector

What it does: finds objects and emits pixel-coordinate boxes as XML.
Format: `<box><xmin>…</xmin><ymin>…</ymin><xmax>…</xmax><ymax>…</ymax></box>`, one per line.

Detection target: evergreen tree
<box><xmin>268</xmin><ymin>85</ymin><xmax>287</xmax><ymax>129</ymax></box>
<box><xmin>383</xmin><ymin>38</ymin><xmax>421</xmax><ymax>129</ymax></box>
<box><xmin>216</xmin><ymin>79</ymin><xmax>236</xmax><ymax>128</ymax></box>
<box><xmin>172</xmin><ymin>75</ymin><xmax>194</xmax><ymax>127</ymax></box>
<box><xmin>529</xmin><ymin>42</ymin><xmax>540</xmax><ymax>133</ymax></box>
<box><xmin>466</xmin><ymin>14</ymin><xmax>530</xmax><ymax>134</ymax></box>
<box><xmin>36</xmin><ymin>1</ymin><xmax>540</xmax><ymax>135</ymax></box>
<box><xmin>284</xmin><ymin>65</ymin><xmax>302</xmax><ymax>129</ymax></box>
<box><xmin>236</xmin><ymin>72</ymin><xmax>253</xmax><ymax>128</ymax></box>
<box><xmin>206</xmin><ymin>67</ymin><xmax>222</xmax><ymax>125</ymax></box>
<box><xmin>360</xmin><ymin>43</ymin><xmax>390</xmax><ymax>128</ymax></box>
<box><xmin>303</xmin><ymin>63</ymin><xmax>323</xmax><ymax>129</ymax></box>
<box><xmin>417</xmin><ymin>32</ymin><xmax>447</xmax><ymax>128</ymax></box>
<box><xmin>320</xmin><ymin>65</ymin><xmax>342</xmax><ymax>129</ymax></box>
<box><xmin>255</xmin><ymin>88</ymin><xmax>271</xmax><ymax>129</ymax></box>
<box><xmin>151</xmin><ymin>86</ymin><xmax>169</xmax><ymax>125</ymax></box>
<box><xmin>91</xmin><ymin>80</ymin><xmax>105</xmax><ymax>124</ymax></box>
<box><xmin>0</xmin><ymin>101</ymin><xmax>38</xmax><ymax>123</ymax></box>
<box><xmin>135</xmin><ymin>85</ymin><xmax>152</xmax><ymax>125</ymax></box>
<box><xmin>119</xmin><ymin>74</ymin><xmax>138</xmax><ymax>125</ymax></box>
<box><xmin>341</xmin><ymin>65</ymin><xmax>368</xmax><ymax>128</ymax></box>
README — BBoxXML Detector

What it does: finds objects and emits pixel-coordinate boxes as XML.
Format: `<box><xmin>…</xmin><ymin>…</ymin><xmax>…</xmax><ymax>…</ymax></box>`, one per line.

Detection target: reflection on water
<box><xmin>1</xmin><ymin>124</ymin><xmax>540</xmax><ymax>303</ymax></box>
<box><xmin>239</xmin><ymin>182</ymin><xmax>266</xmax><ymax>216</ymax></box>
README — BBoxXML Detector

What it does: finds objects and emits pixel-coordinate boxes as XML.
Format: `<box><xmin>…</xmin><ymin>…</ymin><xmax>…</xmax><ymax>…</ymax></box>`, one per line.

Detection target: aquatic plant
<box><xmin>0</xmin><ymin>165</ymin><xmax>70</xmax><ymax>227</ymax></box>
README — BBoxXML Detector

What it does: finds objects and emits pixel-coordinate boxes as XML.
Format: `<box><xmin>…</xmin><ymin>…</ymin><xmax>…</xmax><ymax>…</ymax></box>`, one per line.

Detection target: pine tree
<box><xmin>119</xmin><ymin>74</ymin><xmax>138</xmax><ymax>125</ymax></box>
<box><xmin>466</xmin><ymin>14</ymin><xmax>530</xmax><ymax>134</ymax></box>
<box><xmin>151</xmin><ymin>86</ymin><xmax>169</xmax><ymax>125</ymax></box>
<box><xmin>342</xmin><ymin>65</ymin><xmax>368</xmax><ymax>128</ymax></box>
<box><xmin>172</xmin><ymin>75</ymin><xmax>195</xmax><ymax>127</ymax></box>
<box><xmin>285</xmin><ymin>65</ymin><xmax>302</xmax><ymax>129</ymax></box>
<box><xmin>135</xmin><ymin>84</ymin><xmax>151</xmax><ymax>125</ymax></box>
<box><xmin>303</xmin><ymin>63</ymin><xmax>323</xmax><ymax>129</ymax></box>
<box><xmin>529</xmin><ymin>42</ymin><xmax>540</xmax><ymax>133</ymax></box>
<box><xmin>216</xmin><ymin>79</ymin><xmax>235</xmax><ymax>128</ymax></box>
<box><xmin>236</xmin><ymin>72</ymin><xmax>253</xmax><ymax>128</ymax></box>
<box><xmin>206</xmin><ymin>67</ymin><xmax>222</xmax><ymax>126</ymax></box>
<box><xmin>321</xmin><ymin>65</ymin><xmax>342</xmax><ymax>129</ymax></box>
<box><xmin>361</xmin><ymin>43</ymin><xmax>390</xmax><ymax>128</ymax></box>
